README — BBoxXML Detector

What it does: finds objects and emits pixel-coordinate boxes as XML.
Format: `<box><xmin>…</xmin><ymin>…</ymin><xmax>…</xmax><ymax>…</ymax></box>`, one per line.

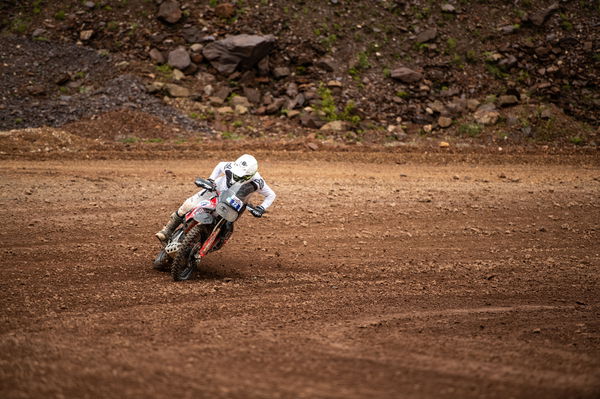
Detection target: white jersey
<box><xmin>208</xmin><ymin>161</ymin><xmax>276</xmax><ymax>210</ymax></box>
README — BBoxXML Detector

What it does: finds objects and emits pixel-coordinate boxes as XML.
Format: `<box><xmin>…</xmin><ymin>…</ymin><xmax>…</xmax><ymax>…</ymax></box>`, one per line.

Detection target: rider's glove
<box><xmin>207</xmin><ymin>178</ymin><xmax>216</xmax><ymax>191</ymax></box>
<box><xmin>249</xmin><ymin>205</ymin><xmax>265</xmax><ymax>218</ymax></box>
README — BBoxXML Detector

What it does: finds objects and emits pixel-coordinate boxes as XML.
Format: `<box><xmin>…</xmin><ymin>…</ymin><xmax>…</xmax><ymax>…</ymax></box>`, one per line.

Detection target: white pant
<box><xmin>177</xmin><ymin>190</ymin><xmax>216</xmax><ymax>216</ymax></box>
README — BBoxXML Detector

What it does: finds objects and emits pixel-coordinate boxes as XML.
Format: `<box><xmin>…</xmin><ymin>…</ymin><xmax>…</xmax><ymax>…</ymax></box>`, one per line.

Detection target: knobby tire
<box><xmin>171</xmin><ymin>225</ymin><xmax>204</xmax><ymax>281</ymax></box>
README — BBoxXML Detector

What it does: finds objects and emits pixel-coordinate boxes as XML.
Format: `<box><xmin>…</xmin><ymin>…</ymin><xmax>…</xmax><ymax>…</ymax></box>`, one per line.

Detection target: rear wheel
<box><xmin>171</xmin><ymin>225</ymin><xmax>204</xmax><ymax>281</ymax></box>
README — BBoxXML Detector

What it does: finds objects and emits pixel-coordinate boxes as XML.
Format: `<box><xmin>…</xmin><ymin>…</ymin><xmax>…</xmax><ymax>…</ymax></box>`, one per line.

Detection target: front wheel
<box><xmin>171</xmin><ymin>225</ymin><xmax>204</xmax><ymax>281</ymax></box>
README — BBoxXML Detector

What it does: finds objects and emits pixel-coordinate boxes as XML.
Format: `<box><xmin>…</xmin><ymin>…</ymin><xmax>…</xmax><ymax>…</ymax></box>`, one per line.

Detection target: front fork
<box><xmin>197</xmin><ymin>219</ymin><xmax>225</xmax><ymax>258</ymax></box>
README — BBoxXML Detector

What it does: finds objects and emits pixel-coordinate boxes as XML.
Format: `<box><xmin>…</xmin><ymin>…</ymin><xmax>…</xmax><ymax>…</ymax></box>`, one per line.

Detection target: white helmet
<box><xmin>231</xmin><ymin>154</ymin><xmax>258</xmax><ymax>183</ymax></box>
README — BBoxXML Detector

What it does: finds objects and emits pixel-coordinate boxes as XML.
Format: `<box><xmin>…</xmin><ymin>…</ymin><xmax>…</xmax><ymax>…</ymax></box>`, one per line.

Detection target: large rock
<box><xmin>202</xmin><ymin>34</ymin><xmax>276</xmax><ymax>75</ymax></box>
<box><xmin>391</xmin><ymin>67</ymin><xmax>422</xmax><ymax>83</ymax></box>
<box><xmin>529</xmin><ymin>2</ymin><xmax>559</xmax><ymax>27</ymax></box>
<box><xmin>164</xmin><ymin>83</ymin><xmax>190</xmax><ymax>97</ymax></box>
<box><xmin>315</xmin><ymin>56</ymin><xmax>337</xmax><ymax>72</ymax></box>
<box><xmin>498</xmin><ymin>95</ymin><xmax>519</xmax><ymax>107</ymax></box>
<box><xmin>243</xmin><ymin>87</ymin><xmax>261</xmax><ymax>104</ymax></box>
<box><xmin>168</xmin><ymin>47</ymin><xmax>191</xmax><ymax>70</ymax></box>
<box><xmin>416</xmin><ymin>28</ymin><xmax>437</xmax><ymax>44</ymax></box>
<box><xmin>474</xmin><ymin>104</ymin><xmax>500</xmax><ymax>125</ymax></box>
<box><xmin>300</xmin><ymin>112</ymin><xmax>326</xmax><ymax>129</ymax></box>
<box><xmin>320</xmin><ymin>120</ymin><xmax>349</xmax><ymax>131</ymax></box>
<box><xmin>438</xmin><ymin>116</ymin><xmax>452</xmax><ymax>128</ymax></box>
<box><xmin>231</xmin><ymin>96</ymin><xmax>251</xmax><ymax>108</ymax></box>
<box><xmin>157</xmin><ymin>0</ymin><xmax>182</xmax><ymax>24</ymax></box>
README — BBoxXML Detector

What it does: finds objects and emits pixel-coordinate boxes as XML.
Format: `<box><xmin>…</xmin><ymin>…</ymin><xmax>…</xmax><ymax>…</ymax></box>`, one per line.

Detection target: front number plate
<box><xmin>226</xmin><ymin>195</ymin><xmax>243</xmax><ymax>211</ymax></box>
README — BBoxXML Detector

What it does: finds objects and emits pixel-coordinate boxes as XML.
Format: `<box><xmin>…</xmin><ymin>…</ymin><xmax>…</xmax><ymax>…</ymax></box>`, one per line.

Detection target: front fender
<box><xmin>194</xmin><ymin>212</ymin><xmax>214</xmax><ymax>225</ymax></box>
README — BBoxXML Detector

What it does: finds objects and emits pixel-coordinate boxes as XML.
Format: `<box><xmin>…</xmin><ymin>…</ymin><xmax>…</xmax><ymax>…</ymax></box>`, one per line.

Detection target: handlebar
<box><xmin>194</xmin><ymin>177</ymin><xmax>215</xmax><ymax>191</ymax></box>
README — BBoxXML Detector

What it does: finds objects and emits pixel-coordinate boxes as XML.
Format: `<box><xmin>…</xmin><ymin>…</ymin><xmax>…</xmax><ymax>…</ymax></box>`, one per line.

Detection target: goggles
<box><xmin>232</xmin><ymin>174</ymin><xmax>253</xmax><ymax>182</ymax></box>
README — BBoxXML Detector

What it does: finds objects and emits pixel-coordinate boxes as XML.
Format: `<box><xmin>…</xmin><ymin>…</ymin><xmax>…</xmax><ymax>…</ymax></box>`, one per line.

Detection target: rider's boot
<box><xmin>155</xmin><ymin>211</ymin><xmax>183</xmax><ymax>243</ymax></box>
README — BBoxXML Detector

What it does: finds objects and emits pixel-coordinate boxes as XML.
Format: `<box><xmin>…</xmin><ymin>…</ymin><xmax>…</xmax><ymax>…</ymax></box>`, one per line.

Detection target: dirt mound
<box><xmin>0</xmin><ymin>127</ymin><xmax>95</xmax><ymax>154</ymax></box>
<box><xmin>61</xmin><ymin>109</ymin><xmax>195</xmax><ymax>142</ymax></box>
<box><xmin>0</xmin><ymin>36</ymin><xmax>209</xmax><ymax>133</ymax></box>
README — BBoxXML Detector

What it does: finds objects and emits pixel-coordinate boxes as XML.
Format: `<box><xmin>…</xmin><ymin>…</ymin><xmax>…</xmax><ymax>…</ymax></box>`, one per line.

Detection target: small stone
<box><xmin>79</xmin><ymin>30</ymin><xmax>94</xmax><ymax>41</ymax></box>
<box><xmin>438</xmin><ymin>116</ymin><xmax>452</xmax><ymax>128</ymax></box>
<box><xmin>532</xmin><ymin>328</ymin><xmax>541</xmax><ymax>334</ymax></box>
<box><xmin>158</xmin><ymin>0</ymin><xmax>182</xmax><ymax>24</ymax></box>
<box><xmin>540</xmin><ymin>108</ymin><xmax>554</xmax><ymax>119</ymax></box>
<box><xmin>172</xmin><ymin>69</ymin><xmax>185</xmax><ymax>80</ymax></box>
<box><xmin>168</xmin><ymin>47</ymin><xmax>191</xmax><ymax>70</ymax></box>
<box><xmin>32</xmin><ymin>28</ymin><xmax>46</xmax><ymax>38</ymax></box>
<box><xmin>423</xmin><ymin>124</ymin><xmax>433</xmax><ymax>133</ymax></box>
<box><xmin>190</xmin><ymin>53</ymin><xmax>203</xmax><ymax>64</ymax></box>
<box><xmin>272</xmin><ymin>67</ymin><xmax>290</xmax><ymax>78</ymax></box>
<box><xmin>216</xmin><ymin>106</ymin><xmax>234</xmax><ymax>114</ymax></box>
<box><xmin>498</xmin><ymin>95</ymin><xmax>519</xmax><ymax>107</ymax></box>
<box><xmin>149</xmin><ymin>48</ymin><xmax>165</xmax><ymax>64</ymax></box>
<box><xmin>391</xmin><ymin>67</ymin><xmax>422</xmax><ymax>83</ymax></box>
<box><xmin>306</xmin><ymin>142</ymin><xmax>319</xmax><ymax>151</ymax></box>
<box><xmin>234</xmin><ymin>105</ymin><xmax>248</xmax><ymax>114</ymax></box>
<box><xmin>164</xmin><ymin>83</ymin><xmax>190</xmax><ymax>97</ymax></box>
<box><xmin>439</xmin><ymin>141</ymin><xmax>450</xmax><ymax>148</ymax></box>
<box><xmin>215</xmin><ymin>3</ymin><xmax>236</xmax><ymax>18</ymax></box>
<box><xmin>320</xmin><ymin>121</ymin><xmax>348</xmax><ymax>131</ymax></box>
<box><xmin>467</xmin><ymin>99</ymin><xmax>480</xmax><ymax>111</ymax></box>
<box><xmin>190</xmin><ymin>43</ymin><xmax>203</xmax><ymax>52</ymax></box>
<box><xmin>231</xmin><ymin>96</ymin><xmax>251</xmax><ymax>108</ymax></box>
<box><xmin>327</xmin><ymin>80</ymin><xmax>343</xmax><ymax>88</ymax></box>
<box><xmin>316</xmin><ymin>56</ymin><xmax>337</xmax><ymax>72</ymax></box>
<box><xmin>441</xmin><ymin>4</ymin><xmax>456</xmax><ymax>13</ymax></box>
<box><xmin>416</xmin><ymin>28</ymin><xmax>437</xmax><ymax>44</ymax></box>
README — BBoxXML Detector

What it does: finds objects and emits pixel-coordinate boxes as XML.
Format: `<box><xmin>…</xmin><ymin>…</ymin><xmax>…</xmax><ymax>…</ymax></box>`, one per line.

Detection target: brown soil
<box><xmin>1</xmin><ymin>151</ymin><xmax>599</xmax><ymax>398</ymax></box>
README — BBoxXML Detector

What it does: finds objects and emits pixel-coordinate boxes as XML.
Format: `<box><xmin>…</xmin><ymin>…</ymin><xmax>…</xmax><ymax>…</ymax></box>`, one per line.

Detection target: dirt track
<box><xmin>1</xmin><ymin>152</ymin><xmax>599</xmax><ymax>398</ymax></box>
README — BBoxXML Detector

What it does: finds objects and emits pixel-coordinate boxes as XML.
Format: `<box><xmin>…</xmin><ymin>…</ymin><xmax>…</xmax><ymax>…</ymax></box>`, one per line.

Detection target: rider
<box><xmin>156</xmin><ymin>154</ymin><xmax>276</xmax><ymax>243</ymax></box>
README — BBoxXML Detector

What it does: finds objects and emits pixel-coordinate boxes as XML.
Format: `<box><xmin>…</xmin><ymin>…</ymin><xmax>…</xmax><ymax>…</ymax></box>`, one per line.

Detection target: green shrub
<box><xmin>569</xmin><ymin>136</ymin><xmax>584</xmax><ymax>145</ymax></box>
<box><xmin>459</xmin><ymin>123</ymin><xmax>483</xmax><ymax>137</ymax></box>
<box><xmin>317</xmin><ymin>84</ymin><xmax>338</xmax><ymax>121</ymax></box>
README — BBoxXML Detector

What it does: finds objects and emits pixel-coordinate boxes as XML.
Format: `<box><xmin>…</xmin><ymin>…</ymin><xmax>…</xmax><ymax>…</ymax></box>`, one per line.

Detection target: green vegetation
<box><xmin>232</xmin><ymin>120</ymin><xmax>243</xmax><ymax>128</ymax></box>
<box><xmin>570</xmin><ymin>136</ymin><xmax>585</xmax><ymax>145</ymax></box>
<box><xmin>33</xmin><ymin>0</ymin><xmax>44</xmax><ymax>14</ymax></box>
<box><xmin>54</xmin><ymin>10</ymin><xmax>66</xmax><ymax>20</ymax></box>
<box><xmin>221</xmin><ymin>131</ymin><xmax>243</xmax><ymax>140</ymax></box>
<box><xmin>396</xmin><ymin>90</ymin><xmax>410</xmax><ymax>99</ymax></box>
<box><xmin>317</xmin><ymin>84</ymin><xmax>338</xmax><ymax>121</ymax></box>
<box><xmin>340</xmin><ymin>101</ymin><xmax>361</xmax><ymax>126</ymax></box>
<box><xmin>446</xmin><ymin>37</ymin><xmax>457</xmax><ymax>52</ymax></box>
<box><xmin>147</xmin><ymin>138</ymin><xmax>163</xmax><ymax>143</ymax></box>
<box><xmin>155</xmin><ymin>64</ymin><xmax>173</xmax><ymax>79</ymax></box>
<box><xmin>485</xmin><ymin>63</ymin><xmax>508</xmax><ymax>80</ymax></box>
<box><xmin>459</xmin><ymin>123</ymin><xmax>483</xmax><ymax>137</ymax></box>
<box><xmin>106</xmin><ymin>21</ymin><xmax>119</xmax><ymax>31</ymax></box>
<box><xmin>465</xmin><ymin>50</ymin><xmax>478</xmax><ymax>64</ymax></box>
<box><xmin>559</xmin><ymin>13</ymin><xmax>573</xmax><ymax>31</ymax></box>
<box><xmin>295</xmin><ymin>65</ymin><xmax>307</xmax><ymax>75</ymax></box>
<box><xmin>209</xmin><ymin>0</ymin><xmax>218</xmax><ymax>7</ymax></box>
<box><xmin>120</xmin><ymin>137</ymin><xmax>139</xmax><ymax>143</ymax></box>
<box><xmin>14</xmin><ymin>117</ymin><xmax>24</xmax><ymax>124</ymax></box>
<box><xmin>348</xmin><ymin>52</ymin><xmax>370</xmax><ymax>81</ymax></box>
<box><xmin>12</xmin><ymin>18</ymin><xmax>29</xmax><ymax>33</ymax></box>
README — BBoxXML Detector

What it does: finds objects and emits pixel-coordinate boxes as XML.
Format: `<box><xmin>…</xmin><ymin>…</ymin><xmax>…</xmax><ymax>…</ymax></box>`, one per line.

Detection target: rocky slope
<box><xmin>1</xmin><ymin>0</ymin><xmax>598</xmax><ymax>146</ymax></box>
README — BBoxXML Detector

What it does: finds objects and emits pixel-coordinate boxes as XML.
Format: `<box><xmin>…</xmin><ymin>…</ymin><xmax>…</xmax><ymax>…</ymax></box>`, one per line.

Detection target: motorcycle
<box><xmin>153</xmin><ymin>177</ymin><xmax>262</xmax><ymax>281</ymax></box>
